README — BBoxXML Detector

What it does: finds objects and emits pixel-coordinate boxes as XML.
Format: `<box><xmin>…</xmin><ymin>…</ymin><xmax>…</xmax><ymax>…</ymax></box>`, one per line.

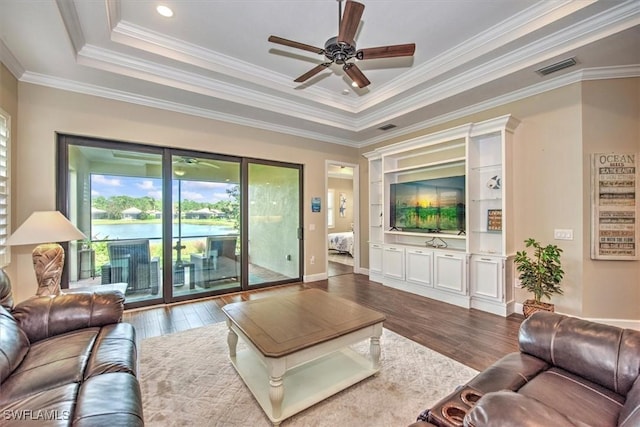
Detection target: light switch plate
<box><xmin>554</xmin><ymin>229</ymin><xmax>573</xmax><ymax>240</ymax></box>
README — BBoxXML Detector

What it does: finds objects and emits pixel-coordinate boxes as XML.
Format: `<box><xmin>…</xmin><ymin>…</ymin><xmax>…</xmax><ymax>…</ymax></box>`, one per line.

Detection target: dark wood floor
<box><xmin>123</xmin><ymin>273</ymin><xmax>524</xmax><ymax>371</ymax></box>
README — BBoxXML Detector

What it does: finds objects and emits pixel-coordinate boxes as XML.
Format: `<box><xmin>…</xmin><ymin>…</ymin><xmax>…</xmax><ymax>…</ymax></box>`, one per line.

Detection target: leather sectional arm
<box><xmin>465</xmin><ymin>391</ymin><xmax>577</xmax><ymax>427</ymax></box>
<box><xmin>12</xmin><ymin>290</ymin><xmax>125</xmax><ymax>343</ymax></box>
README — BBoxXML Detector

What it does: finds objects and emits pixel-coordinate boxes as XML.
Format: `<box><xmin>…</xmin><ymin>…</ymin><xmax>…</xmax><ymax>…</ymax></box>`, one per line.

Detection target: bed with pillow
<box><xmin>328</xmin><ymin>231</ymin><xmax>354</xmax><ymax>256</ymax></box>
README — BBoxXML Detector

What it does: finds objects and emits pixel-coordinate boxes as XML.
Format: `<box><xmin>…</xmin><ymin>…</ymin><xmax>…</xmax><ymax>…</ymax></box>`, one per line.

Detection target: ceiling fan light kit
<box><xmin>268</xmin><ymin>0</ymin><xmax>416</xmax><ymax>89</ymax></box>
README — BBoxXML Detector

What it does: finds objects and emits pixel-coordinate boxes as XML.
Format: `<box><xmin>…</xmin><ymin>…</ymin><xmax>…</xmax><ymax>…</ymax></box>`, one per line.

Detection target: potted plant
<box><xmin>514</xmin><ymin>238</ymin><xmax>564</xmax><ymax>318</ymax></box>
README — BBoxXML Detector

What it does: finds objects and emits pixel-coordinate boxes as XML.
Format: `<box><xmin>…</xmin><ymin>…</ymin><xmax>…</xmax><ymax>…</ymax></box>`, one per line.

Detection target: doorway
<box><xmin>326</xmin><ymin>161</ymin><xmax>359</xmax><ymax>277</ymax></box>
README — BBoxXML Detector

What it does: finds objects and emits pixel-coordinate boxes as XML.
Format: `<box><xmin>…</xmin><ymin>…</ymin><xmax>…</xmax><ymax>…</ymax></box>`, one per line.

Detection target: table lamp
<box><xmin>7</xmin><ymin>211</ymin><xmax>86</xmax><ymax>296</ymax></box>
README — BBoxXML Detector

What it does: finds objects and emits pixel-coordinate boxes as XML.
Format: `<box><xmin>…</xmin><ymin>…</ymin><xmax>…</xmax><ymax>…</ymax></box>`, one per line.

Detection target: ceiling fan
<box><xmin>173</xmin><ymin>156</ymin><xmax>220</xmax><ymax>169</ymax></box>
<box><xmin>268</xmin><ymin>0</ymin><xmax>415</xmax><ymax>89</ymax></box>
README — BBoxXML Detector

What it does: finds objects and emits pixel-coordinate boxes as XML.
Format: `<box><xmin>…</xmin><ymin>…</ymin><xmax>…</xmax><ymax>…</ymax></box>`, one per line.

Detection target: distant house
<box><xmin>185</xmin><ymin>208</ymin><xmax>214</xmax><ymax>219</ymax></box>
<box><xmin>147</xmin><ymin>209</ymin><xmax>162</xmax><ymax>219</ymax></box>
<box><xmin>91</xmin><ymin>207</ymin><xmax>107</xmax><ymax>219</ymax></box>
<box><xmin>122</xmin><ymin>207</ymin><xmax>142</xmax><ymax>219</ymax></box>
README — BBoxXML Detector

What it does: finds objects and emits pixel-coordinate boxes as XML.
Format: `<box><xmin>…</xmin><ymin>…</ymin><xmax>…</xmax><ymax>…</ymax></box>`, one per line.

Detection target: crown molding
<box><xmin>354</xmin><ymin>0</ymin><xmax>640</xmax><ymax>130</ymax></box>
<box><xmin>77</xmin><ymin>44</ymin><xmax>356</xmax><ymax>130</ymax></box>
<box><xmin>52</xmin><ymin>0</ymin><xmax>639</xmax><ymax>135</ymax></box>
<box><xmin>14</xmin><ymin>65</ymin><xmax>640</xmax><ymax>150</ymax></box>
<box><xmin>357</xmin><ymin>0</ymin><xmax>596</xmax><ymax>112</ymax></box>
<box><xmin>111</xmin><ymin>20</ymin><xmax>358</xmax><ymax>113</ymax></box>
<box><xmin>55</xmin><ymin>0</ymin><xmax>85</xmax><ymax>54</ymax></box>
<box><xmin>19</xmin><ymin>71</ymin><xmax>356</xmax><ymax>147</ymax></box>
<box><xmin>0</xmin><ymin>39</ymin><xmax>24</xmax><ymax>79</ymax></box>
<box><xmin>356</xmin><ymin>65</ymin><xmax>640</xmax><ymax>148</ymax></box>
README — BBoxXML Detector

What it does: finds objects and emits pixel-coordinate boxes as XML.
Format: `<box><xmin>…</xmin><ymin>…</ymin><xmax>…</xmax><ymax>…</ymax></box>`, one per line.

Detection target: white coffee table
<box><xmin>222</xmin><ymin>289</ymin><xmax>386</xmax><ymax>426</ymax></box>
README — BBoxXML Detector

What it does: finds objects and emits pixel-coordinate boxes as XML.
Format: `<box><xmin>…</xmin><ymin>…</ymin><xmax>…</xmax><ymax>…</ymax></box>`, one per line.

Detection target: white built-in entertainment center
<box><xmin>364</xmin><ymin>115</ymin><xmax>520</xmax><ymax>316</ymax></box>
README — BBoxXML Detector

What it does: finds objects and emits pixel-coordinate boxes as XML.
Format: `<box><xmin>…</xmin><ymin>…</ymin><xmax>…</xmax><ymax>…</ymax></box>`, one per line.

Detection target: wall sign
<box><xmin>487</xmin><ymin>209</ymin><xmax>502</xmax><ymax>231</ymax></box>
<box><xmin>311</xmin><ymin>197</ymin><xmax>321</xmax><ymax>213</ymax></box>
<box><xmin>591</xmin><ymin>152</ymin><xmax>638</xmax><ymax>260</ymax></box>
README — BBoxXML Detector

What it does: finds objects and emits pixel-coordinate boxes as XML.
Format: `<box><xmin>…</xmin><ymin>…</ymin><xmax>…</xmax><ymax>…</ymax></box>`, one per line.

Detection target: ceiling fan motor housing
<box><xmin>324</xmin><ymin>36</ymin><xmax>356</xmax><ymax>64</ymax></box>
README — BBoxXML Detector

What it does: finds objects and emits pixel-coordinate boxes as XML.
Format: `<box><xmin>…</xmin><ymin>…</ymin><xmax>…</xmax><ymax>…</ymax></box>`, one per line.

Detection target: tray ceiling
<box><xmin>1</xmin><ymin>0</ymin><xmax>639</xmax><ymax>147</ymax></box>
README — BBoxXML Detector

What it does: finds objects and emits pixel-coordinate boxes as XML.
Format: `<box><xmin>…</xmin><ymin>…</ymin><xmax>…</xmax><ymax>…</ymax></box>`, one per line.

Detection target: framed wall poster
<box><xmin>311</xmin><ymin>197</ymin><xmax>321</xmax><ymax>213</ymax></box>
<box><xmin>591</xmin><ymin>152</ymin><xmax>639</xmax><ymax>260</ymax></box>
<box><xmin>339</xmin><ymin>192</ymin><xmax>347</xmax><ymax>217</ymax></box>
<box><xmin>487</xmin><ymin>209</ymin><xmax>502</xmax><ymax>231</ymax></box>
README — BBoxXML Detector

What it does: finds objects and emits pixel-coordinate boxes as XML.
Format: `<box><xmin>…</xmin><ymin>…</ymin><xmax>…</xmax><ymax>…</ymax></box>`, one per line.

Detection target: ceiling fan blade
<box><xmin>294</xmin><ymin>63</ymin><xmax>332</xmax><ymax>83</ymax></box>
<box><xmin>338</xmin><ymin>1</ymin><xmax>364</xmax><ymax>45</ymax></box>
<box><xmin>268</xmin><ymin>36</ymin><xmax>324</xmax><ymax>54</ymax></box>
<box><xmin>356</xmin><ymin>43</ymin><xmax>416</xmax><ymax>60</ymax></box>
<box><xmin>343</xmin><ymin>63</ymin><xmax>370</xmax><ymax>88</ymax></box>
<box><xmin>200</xmin><ymin>161</ymin><xmax>220</xmax><ymax>169</ymax></box>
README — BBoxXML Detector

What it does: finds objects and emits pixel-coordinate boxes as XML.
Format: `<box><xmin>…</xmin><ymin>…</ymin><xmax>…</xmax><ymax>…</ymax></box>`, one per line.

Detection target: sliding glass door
<box><xmin>59</xmin><ymin>136</ymin><xmax>302</xmax><ymax>308</ymax></box>
<box><xmin>247</xmin><ymin>161</ymin><xmax>302</xmax><ymax>287</ymax></box>
<box><xmin>62</xmin><ymin>142</ymin><xmax>165</xmax><ymax>306</ymax></box>
<box><xmin>170</xmin><ymin>153</ymin><xmax>241</xmax><ymax>298</ymax></box>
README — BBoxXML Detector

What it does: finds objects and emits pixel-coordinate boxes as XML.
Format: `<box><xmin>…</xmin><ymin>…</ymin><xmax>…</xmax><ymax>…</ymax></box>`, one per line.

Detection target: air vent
<box><xmin>536</xmin><ymin>57</ymin><xmax>577</xmax><ymax>76</ymax></box>
<box><xmin>378</xmin><ymin>124</ymin><xmax>397</xmax><ymax>131</ymax></box>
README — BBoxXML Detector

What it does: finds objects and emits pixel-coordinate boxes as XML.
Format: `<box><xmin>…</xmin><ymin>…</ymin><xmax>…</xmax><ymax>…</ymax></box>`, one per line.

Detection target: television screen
<box><xmin>390</xmin><ymin>176</ymin><xmax>465</xmax><ymax>234</ymax></box>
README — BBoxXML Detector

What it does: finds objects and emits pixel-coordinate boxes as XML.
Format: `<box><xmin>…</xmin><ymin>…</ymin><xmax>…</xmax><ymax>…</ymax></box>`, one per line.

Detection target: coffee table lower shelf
<box><xmin>230</xmin><ymin>346</ymin><xmax>378</xmax><ymax>425</ymax></box>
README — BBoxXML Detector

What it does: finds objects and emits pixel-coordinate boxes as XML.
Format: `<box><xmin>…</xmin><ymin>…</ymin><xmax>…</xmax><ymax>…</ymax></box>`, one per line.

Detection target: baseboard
<box><xmin>585</xmin><ymin>318</ymin><xmax>640</xmax><ymax>331</ymax></box>
<box><xmin>304</xmin><ymin>272</ymin><xmax>328</xmax><ymax>282</ymax></box>
<box><xmin>514</xmin><ymin>302</ymin><xmax>640</xmax><ymax>330</ymax></box>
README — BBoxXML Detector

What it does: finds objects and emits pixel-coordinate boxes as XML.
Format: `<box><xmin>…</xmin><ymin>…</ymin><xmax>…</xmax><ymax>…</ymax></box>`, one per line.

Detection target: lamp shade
<box><xmin>7</xmin><ymin>211</ymin><xmax>86</xmax><ymax>246</ymax></box>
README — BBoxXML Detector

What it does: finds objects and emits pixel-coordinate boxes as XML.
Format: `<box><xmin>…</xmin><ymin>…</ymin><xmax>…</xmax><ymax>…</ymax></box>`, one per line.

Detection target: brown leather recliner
<box><xmin>411</xmin><ymin>311</ymin><xmax>640</xmax><ymax>427</ymax></box>
<box><xmin>0</xmin><ymin>270</ymin><xmax>143</xmax><ymax>426</ymax></box>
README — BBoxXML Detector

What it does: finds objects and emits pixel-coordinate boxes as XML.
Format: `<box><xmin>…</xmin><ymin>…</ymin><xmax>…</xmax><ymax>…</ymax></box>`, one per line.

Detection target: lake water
<box><xmin>92</xmin><ymin>223</ymin><xmax>237</xmax><ymax>241</ymax></box>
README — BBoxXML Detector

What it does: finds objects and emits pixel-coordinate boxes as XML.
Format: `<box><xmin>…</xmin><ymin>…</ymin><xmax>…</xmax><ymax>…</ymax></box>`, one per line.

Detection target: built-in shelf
<box><xmin>471</xmin><ymin>197</ymin><xmax>502</xmax><ymax>202</ymax></box>
<box><xmin>385</xmin><ymin>230</ymin><xmax>467</xmax><ymax>240</ymax></box>
<box><xmin>470</xmin><ymin>163</ymin><xmax>502</xmax><ymax>171</ymax></box>
<box><xmin>384</xmin><ymin>157</ymin><xmax>466</xmax><ymax>175</ymax></box>
<box><xmin>364</xmin><ymin>115</ymin><xmax>520</xmax><ymax>317</ymax></box>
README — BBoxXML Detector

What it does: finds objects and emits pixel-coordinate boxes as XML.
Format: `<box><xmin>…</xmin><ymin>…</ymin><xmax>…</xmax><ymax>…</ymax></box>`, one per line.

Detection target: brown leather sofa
<box><xmin>0</xmin><ymin>270</ymin><xmax>143</xmax><ymax>426</ymax></box>
<box><xmin>411</xmin><ymin>311</ymin><xmax>640</xmax><ymax>427</ymax></box>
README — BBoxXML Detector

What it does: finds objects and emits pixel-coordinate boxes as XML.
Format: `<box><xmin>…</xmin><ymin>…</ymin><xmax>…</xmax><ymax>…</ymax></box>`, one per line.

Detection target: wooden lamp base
<box><xmin>32</xmin><ymin>243</ymin><xmax>65</xmax><ymax>296</ymax></box>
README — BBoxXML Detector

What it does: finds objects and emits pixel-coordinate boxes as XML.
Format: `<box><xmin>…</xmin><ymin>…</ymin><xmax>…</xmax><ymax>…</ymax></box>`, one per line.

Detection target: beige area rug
<box><xmin>140</xmin><ymin>322</ymin><xmax>477</xmax><ymax>426</ymax></box>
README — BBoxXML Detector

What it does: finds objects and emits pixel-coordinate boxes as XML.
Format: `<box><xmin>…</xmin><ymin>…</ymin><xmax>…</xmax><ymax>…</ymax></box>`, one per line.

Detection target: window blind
<box><xmin>0</xmin><ymin>111</ymin><xmax>10</xmax><ymax>267</ymax></box>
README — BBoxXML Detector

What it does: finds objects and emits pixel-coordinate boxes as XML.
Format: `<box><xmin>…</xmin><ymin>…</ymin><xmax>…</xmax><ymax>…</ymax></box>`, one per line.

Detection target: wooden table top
<box><xmin>222</xmin><ymin>289</ymin><xmax>386</xmax><ymax>357</ymax></box>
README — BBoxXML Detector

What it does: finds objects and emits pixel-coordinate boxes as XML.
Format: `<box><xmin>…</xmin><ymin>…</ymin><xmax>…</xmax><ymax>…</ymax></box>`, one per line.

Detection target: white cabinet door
<box><xmin>470</xmin><ymin>255</ymin><xmax>503</xmax><ymax>301</ymax></box>
<box><xmin>434</xmin><ymin>251</ymin><xmax>467</xmax><ymax>294</ymax></box>
<box><xmin>383</xmin><ymin>245</ymin><xmax>405</xmax><ymax>280</ymax></box>
<box><xmin>405</xmin><ymin>249</ymin><xmax>433</xmax><ymax>287</ymax></box>
<box><xmin>369</xmin><ymin>243</ymin><xmax>383</xmax><ymax>274</ymax></box>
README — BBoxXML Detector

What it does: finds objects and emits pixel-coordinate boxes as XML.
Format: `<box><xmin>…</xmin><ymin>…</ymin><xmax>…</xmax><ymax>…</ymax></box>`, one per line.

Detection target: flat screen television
<box><xmin>390</xmin><ymin>176</ymin><xmax>465</xmax><ymax>234</ymax></box>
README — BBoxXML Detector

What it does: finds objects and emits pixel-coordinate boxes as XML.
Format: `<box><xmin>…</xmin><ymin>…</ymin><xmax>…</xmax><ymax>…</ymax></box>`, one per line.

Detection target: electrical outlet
<box><xmin>554</xmin><ymin>229</ymin><xmax>573</xmax><ymax>240</ymax></box>
<box><xmin>310</xmin><ymin>256</ymin><xmax>315</xmax><ymax>265</ymax></box>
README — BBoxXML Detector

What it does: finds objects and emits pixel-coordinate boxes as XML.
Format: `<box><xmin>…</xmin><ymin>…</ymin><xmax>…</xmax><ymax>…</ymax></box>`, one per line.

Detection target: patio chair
<box><xmin>101</xmin><ymin>239</ymin><xmax>160</xmax><ymax>294</ymax></box>
<box><xmin>190</xmin><ymin>235</ymin><xmax>239</xmax><ymax>287</ymax></box>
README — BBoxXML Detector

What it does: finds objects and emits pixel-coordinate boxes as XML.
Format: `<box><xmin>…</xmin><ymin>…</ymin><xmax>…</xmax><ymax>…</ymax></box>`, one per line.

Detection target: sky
<box><xmin>91</xmin><ymin>174</ymin><xmax>235</xmax><ymax>204</ymax></box>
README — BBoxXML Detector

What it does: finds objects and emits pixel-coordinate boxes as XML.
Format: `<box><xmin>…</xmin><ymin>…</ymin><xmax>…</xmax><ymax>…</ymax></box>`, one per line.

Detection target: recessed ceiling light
<box><xmin>351</xmin><ymin>81</ymin><xmax>358</xmax><ymax>88</ymax></box>
<box><xmin>342</xmin><ymin>89</ymin><xmax>350</xmax><ymax>95</ymax></box>
<box><xmin>156</xmin><ymin>5</ymin><xmax>174</xmax><ymax>18</ymax></box>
